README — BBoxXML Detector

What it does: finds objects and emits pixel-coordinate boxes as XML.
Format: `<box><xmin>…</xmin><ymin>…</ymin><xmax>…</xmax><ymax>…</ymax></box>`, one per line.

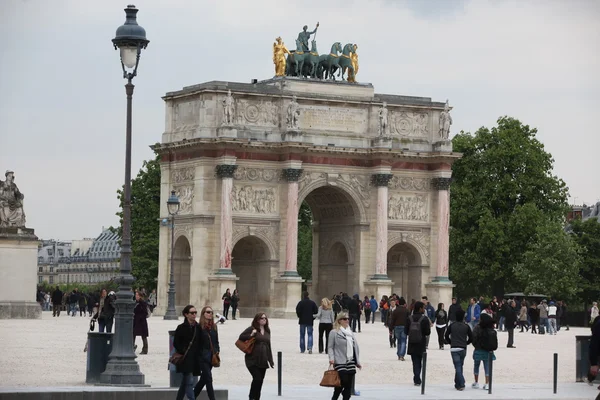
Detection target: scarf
<box><xmin>340</xmin><ymin>326</ymin><xmax>354</xmax><ymax>361</ymax></box>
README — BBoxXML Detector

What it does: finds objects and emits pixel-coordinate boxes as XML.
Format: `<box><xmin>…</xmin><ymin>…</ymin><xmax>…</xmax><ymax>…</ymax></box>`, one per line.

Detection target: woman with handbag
<box><xmin>193</xmin><ymin>306</ymin><xmax>220</xmax><ymax>400</ymax></box>
<box><xmin>173</xmin><ymin>305</ymin><xmax>202</xmax><ymax>400</ymax></box>
<box><xmin>328</xmin><ymin>312</ymin><xmax>362</xmax><ymax>400</ymax></box>
<box><xmin>239</xmin><ymin>313</ymin><xmax>274</xmax><ymax>400</ymax></box>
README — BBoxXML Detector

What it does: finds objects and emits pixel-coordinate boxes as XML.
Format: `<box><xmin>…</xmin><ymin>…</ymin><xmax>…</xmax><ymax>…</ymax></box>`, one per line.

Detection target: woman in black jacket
<box><xmin>435</xmin><ymin>303</ymin><xmax>448</xmax><ymax>350</ymax></box>
<box><xmin>194</xmin><ymin>306</ymin><xmax>220</xmax><ymax>400</ymax></box>
<box><xmin>239</xmin><ymin>313</ymin><xmax>274</xmax><ymax>400</ymax></box>
<box><xmin>173</xmin><ymin>305</ymin><xmax>202</xmax><ymax>400</ymax></box>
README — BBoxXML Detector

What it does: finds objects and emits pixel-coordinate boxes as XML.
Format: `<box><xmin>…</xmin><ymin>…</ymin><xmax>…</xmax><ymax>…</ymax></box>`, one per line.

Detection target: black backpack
<box><xmin>408</xmin><ymin>315</ymin><xmax>426</xmax><ymax>344</ymax></box>
<box><xmin>479</xmin><ymin>328</ymin><xmax>498</xmax><ymax>352</ymax></box>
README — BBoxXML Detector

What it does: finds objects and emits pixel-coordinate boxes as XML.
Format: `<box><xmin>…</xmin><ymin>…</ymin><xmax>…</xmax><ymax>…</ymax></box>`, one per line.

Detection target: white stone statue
<box><xmin>378</xmin><ymin>102</ymin><xmax>388</xmax><ymax>136</ymax></box>
<box><xmin>439</xmin><ymin>100</ymin><xmax>453</xmax><ymax>139</ymax></box>
<box><xmin>286</xmin><ymin>95</ymin><xmax>300</xmax><ymax>130</ymax></box>
<box><xmin>0</xmin><ymin>170</ymin><xmax>26</xmax><ymax>227</ymax></box>
<box><xmin>222</xmin><ymin>90</ymin><xmax>235</xmax><ymax>125</ymax></box>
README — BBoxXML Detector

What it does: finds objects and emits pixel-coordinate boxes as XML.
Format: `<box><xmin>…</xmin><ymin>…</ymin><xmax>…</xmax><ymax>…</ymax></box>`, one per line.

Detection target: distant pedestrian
<box><xmin>471</xmin><ymin>313</ymin><xmax>497</xmax><ymax>390</ymax></box>
<box><xmin>148</xmin><ymin>289</ymin><xmax>157</xmax><ymax>313</ymax></box>
<box><xmin>405</xmin><ymin>301</ymin><xmax>431</xmax><ymax>386</ymax></box>
<box><xmin>548</xmin><ymin>301</ymin><xmax>558</xmax><ymax>335</ymax></box>
<box><xmin>133</xmin><ymin>291</ymin><xmax>149</xmax><ymax>354</ymax></box>
<box><xmin>466</xmin><ymin>297</ymin><xmax>481</xmax><ymax>330</ymax></box>
<box><xmin>538</xmin><ymin>300</ymin><xmax>549</xmax><ymax>334</ymax></box>
<box><xmin>222</xmin><ymin>289</ymin><xmax>232</xmax><ymax>320</ymax></box>
<box><xmin>95</xmin><ymin>289</ymin><xmax>115</xmax><ymax>333</ymax></box>
<box><xmin>519</xmin><ymin>302</ymin><xmax>529</xmax><ymax>332</ymax></box>
<box><xmin>296</xmin><ymin>291</ymin><xmax>318</xmax><ymax>354</ymax></box>
<box><xmin>51</xmin><ymin>286</ymin><xmax>63</xmax><ymax>317</ymax></box>
<box><xmin>69</xmin><ymin>288</ymin><xmax>79</xmax><ymax>317</ymax></box>
<box><xmin>230</xmin><ymin>289</ymin><xmax>240</xmax><ymax>320</ymax></box>
<box><xmin>389</xmin><ymin>297</ymin><xmax>409</xmax><ymax>361</ymax></box>
<box><xmin>505</xmin><ymin>300</ymin><xmax>518</xmax><ymax>348</ymax></box>
<box><xmin>448</xmin><ymin>297</ymin><xmax>461</xmax><ymax>325</ymax></box>
<box><xmin>445</xmin><ymin>309</ymin><xmax>472</xmax><ymax>391</ymax></box>
<box><xmin>435</xmin><ymin>303</ymin><xmax>448</xmax><ymax>350</ymax></box>
<box><xmin>239</xmin><ymin>313</ymin><xmax>274</xmax><ymax>400</ymax></box>
<box><xmin>348</xmin><ymin>294</ymin><xmax>360</xmax><ymax>333</ymax></box>
<box><xmin>173</xmin><ymin>305</ymin><xmax>201</xmax><ymax>400</ymax></box>
<box><xmin>314</xmin><ymin>298</ymin><xmax>335</xmax><ymax>354</ymax></box>
<box><xmin>78</xmin><ymin>293</ymin><xmax>87</xmax><ymax>317</ymax></box>
<box><xmin>362</xmin><ymin>296</ymin><xmax>371</xmax><ymax>324</ymax></box>
<box><xmin>328</xmin><ymin>312</ymin><xmax>362</xmax><ymax>400</ymax></box>
<box><xmin>561</xmin><ymin>301</ymin><xmax>569</xmax><ymax>331</ymax></box>
<box><xmin>369</xmin><ymin>295</ymin><xmax>378</xmax><ymax>324</ymax></box>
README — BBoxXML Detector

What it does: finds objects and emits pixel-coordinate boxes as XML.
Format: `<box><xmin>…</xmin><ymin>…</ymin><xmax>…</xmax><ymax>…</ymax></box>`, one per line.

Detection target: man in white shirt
<box><xmin>548</xmin><ymin>301</ymin><xmax>558</xmax><ymax>335</ymax></box>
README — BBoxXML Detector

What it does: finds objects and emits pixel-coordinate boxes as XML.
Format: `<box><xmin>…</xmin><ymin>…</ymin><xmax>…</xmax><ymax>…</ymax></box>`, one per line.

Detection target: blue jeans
<box><xmin>371</xmin><ymin>310</ymin><xmax>376</xmax><ymax>323</ymax></box>
<box><xmin>451</xmin><ymin>349</ymin><xmax>466</xmax><ymax>389</ymax></box>
<box><xmin>468</xmin><ymin>320</ymin><xmax>478</xmax><ymax>330</ymax></box>
<box><xmin>394</xmin><ymin>326</ymin><xmax>407</xmax><ymax>357</ymax></box>
<box><xmin>540</xmin><ymin>317</ymin><xmax>548</xmax><ymax>332</ymax></box>
<box><xmin>498</xmin><ymin>316</ymin><xmax>505</xmax><ymax>331</ymax></box>
<box><xmin>70</xmin><ymin>303</ymin><xmax>77</xmax><ymax>316</ymax></box>
<box><xmin>98</xmin><ymin>317</ymin><xmax>114</xmax><ymax>333</ymax></box>
<box><xmin>474</xmin><ymin>358</ymin><xmax>489</xmax><ymax>377</ymax></box>
<box><xmin>299</xmin><ymin>324</ymin><xmax>313</xmax><ymax>352</ymax></box>
<box><xmin>176</xmin><ymin>372</ymin><xmax>196</xmax><ymax>400</ymax></box>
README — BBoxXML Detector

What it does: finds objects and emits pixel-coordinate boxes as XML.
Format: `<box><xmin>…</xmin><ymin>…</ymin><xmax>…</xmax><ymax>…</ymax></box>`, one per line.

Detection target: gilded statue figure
<box><xmin>439</xmin><ymin>100</ymin><xmax>453</xmax><ymax>139</ymax></box>
<box><xmin>0</xmin><ymin>170</ymin><xmax>26</xmax><ymax>227</ymax></box>
<box><xmin>348</xmin><ymin>44</ymin><xmax>359</xmax><ymax>82</ymax></box>
<box><xmin>273</xmin><ymin>37</ymin><xmax>290</xmax><ymax>77</ymax></box>
<box><xmin>297</xmin><ymin>22</ymin><xmax>319</xmax><ymax>53</ymax></box>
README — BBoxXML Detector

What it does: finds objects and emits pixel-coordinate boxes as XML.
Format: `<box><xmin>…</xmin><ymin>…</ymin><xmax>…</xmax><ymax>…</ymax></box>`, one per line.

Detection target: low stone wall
<box><xmin>0</xmin><ymin>388</ymin><xmax>228</xmax><ymax>400</ymax></box>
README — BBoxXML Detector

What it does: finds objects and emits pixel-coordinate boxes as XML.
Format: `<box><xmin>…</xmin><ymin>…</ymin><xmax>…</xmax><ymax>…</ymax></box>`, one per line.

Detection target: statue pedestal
<box><xmin>364</xmin><ymin>276</ymin><xmax>394</xmax><ymax>305</ymax></box>
<box><xmin>371</xmin><ymin>137</ymin><xmax>392</xmax><ymax>149</ymax></box>
<box><xmin>433</xmin><ymin>140</ymin><xmax>453</xmax><ymax>152</ymax></box>
<box><xmin>207</xmin><ymin>272</ymin><xmax>239</xmax><ymax>312</ymax></box>
<box><xmin>0</xmin><ymin>227</ymin><xmax>41</xmax><ymax>319</ymax></box>
<box><xmin>281</xmin><ymin>129</ymin><xmax>303</xmax><ymax>142</ymax></box>
<box><xmin>272</xmin><ymin>275</ymin><xmax>303</xmax><ymax>319</ymax></box>
<box><xmin>217</xmin><ymin>126</ymin><xmax>238</xmax><ymax>138</ymax></box>
<box><xmin>425</xmin><ymin>278</ymin><xmax>455</xmax><ymax>309</ymax></box>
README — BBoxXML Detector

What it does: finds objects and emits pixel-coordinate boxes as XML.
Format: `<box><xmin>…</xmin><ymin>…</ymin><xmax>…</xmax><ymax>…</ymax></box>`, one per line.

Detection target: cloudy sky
<box><xmin>1</xmin><ymin>0</ymin><xmax>599</xmax><ymax>240</ymax></box>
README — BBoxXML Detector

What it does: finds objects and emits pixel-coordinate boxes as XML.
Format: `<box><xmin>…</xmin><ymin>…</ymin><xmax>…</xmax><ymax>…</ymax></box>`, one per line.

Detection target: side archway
<box><xmin>173</xmin><ymin>236</ymin><xmax>192</xmax><ymax>307</ymax></box>
<box><xmin>387</xmin><ymin>242</ymin><xmax>422</xmax><ymax>302</ymax></box>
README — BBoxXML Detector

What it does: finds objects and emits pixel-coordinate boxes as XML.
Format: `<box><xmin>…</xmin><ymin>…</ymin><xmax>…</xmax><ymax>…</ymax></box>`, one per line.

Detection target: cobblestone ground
<box><xmin>0</xmin><ymin>311</ymin><xmax>585</xmax><ymax>388</ymax></box>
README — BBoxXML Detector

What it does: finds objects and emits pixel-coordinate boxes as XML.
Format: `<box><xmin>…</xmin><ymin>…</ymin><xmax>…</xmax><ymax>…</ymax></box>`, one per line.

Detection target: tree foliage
<box><xmin>449</xmin><ymin>117</ymin><xmax>570</xmax><ymax>298</ymax></box>
<box><xmin>570</xmin><ymin>218</ymin><xmax>600</xmax><ymax>304</ymax></box>
<box><xmin>115</xmin><ymin>154</ymin><xmax>161</xmax><ymax>291</ymax></box>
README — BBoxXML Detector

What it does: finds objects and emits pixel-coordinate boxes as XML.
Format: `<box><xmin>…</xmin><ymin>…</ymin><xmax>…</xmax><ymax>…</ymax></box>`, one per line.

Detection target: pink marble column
<box><xmin>433</xmin><ymin>177</ymin><xmax>452</xmax><ymax>280</ymax></box>
<box><xmin>216</xmin><ymin>165</ymin><xmax>237</xmax><ymax>273</ymax></box>
<box><xmin>372</xmin><ymin>174</ymin><xmax>393</xmax><ymax>279</ymax></box>
<box><xmin>283</xmin><ymin>168</ymin><xmax>303</xmax><ymax>277</ymax></box>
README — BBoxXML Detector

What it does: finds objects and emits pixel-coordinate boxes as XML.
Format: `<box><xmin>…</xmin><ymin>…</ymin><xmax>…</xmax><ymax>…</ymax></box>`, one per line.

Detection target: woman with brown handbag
<box><xmin>328</xmin><ymin>312</ymin><xmax>362</xmax><ymax>400</ymax></box>
<box><xmin>173</xmin><ymin>305</ymin><xmax>201</xmax><ymax>400</ymax></box>
<box><xmin>239</xmin><ymin>313</ymin><xmax>274</xmax><ymax>400</ymax></box>
<box><xmin>193</xmin><ymin>305</ymin><xmax>220</xmax><ymax>400</ymax></box>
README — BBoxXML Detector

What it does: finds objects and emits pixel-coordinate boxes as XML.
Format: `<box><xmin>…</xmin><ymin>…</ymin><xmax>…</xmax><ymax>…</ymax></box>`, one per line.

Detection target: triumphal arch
<box><xmin>154</xmin><ymin>33</ymin><xmax>459</xmax><ymax>317</ymax></box>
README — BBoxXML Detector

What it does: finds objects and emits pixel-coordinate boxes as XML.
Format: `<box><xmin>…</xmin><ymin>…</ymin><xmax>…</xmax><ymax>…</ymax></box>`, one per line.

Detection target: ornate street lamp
<box><xmin>164</xmin><ymin>190</ymin><xmax>180</xmax><ymax>320</ymax></box>
<box><xmin>100</xmin><ymin>4</ymin><xmax>149</xmax><ymax>386</ymax></box>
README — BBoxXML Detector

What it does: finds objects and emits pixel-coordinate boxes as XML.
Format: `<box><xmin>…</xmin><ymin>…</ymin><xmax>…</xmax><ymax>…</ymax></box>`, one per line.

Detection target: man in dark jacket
<box><xmin>504</xmin><ymin>300</ymin><xmax>518</xmax><ymax>348</ymax></box>
<box><xmin>448</xmin><ymin>297</ymin><xmax>462</xmax><ymax>324</ymax></box>
<box><xmin>405</xmin><ymin>301</ymin><xmax>431</xmax><ymax>386</ymax></box>
<box><xmin>445</xmin><ymin>309</ymin><xmax>472</xmax><ymax>390</ymax></box>
<box><xmin>51</xmin><ymin>286</ymin><xmax>63</xmax><ymax>317</ymax></box>
<box><xmin>296</xmin><ymin>291</ymin><xmax>318</xmax><ymax>354</ymax></box>
<box><xmin>69</xmin><ymin>289</ymin><xmax>79</xmax><ymax>317</ymax></box>
<box><xmin>390</xmin><ymin>297</ymin><xmax>410</xmax><ymax>360</ymax></box>
<box><xmin>347</xmin><ymin>294</ymin><xmax>360</xmax><ymax>333</ymax></box>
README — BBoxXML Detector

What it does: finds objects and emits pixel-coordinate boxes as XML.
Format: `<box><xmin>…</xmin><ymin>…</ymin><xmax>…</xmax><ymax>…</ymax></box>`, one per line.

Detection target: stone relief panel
<box><xmin>175</xmin><ymin>186</ymin><xmax>194</xmax><ymax>215</ymax></box>
<box><xmin>388</xmin><ymin>194</ymin><xmax>428</xmax><ymax>221</ymax></box>
<box><xmin>319</xmin><ymin>230</ymin><xmax>355</xmax><ymax>264</ymax></box>
<box><xmin>299</xmin><ymin>105</ymin><xmax>368</xmax><ymax>134</ymax></box>
<box><xmin>388</xmin><ymin>177</ymin><xmax>430</xmax><ymax>191</ymax></box>
<box><xmin>388</xmin><ymin>231</ymin><xmax>430</xmax><ymax>264</ymax></box>
<box><xmin>232</xmin><ymin>223</ymin><xmax>280</xmax><ymax>259</ymax></box>
<box><xmin>298</xmin><ymin>172</ymin><xmax>327</xmax><ymax>195</ymax></box>
<box><xmin>233</xmin><ymin>167</ymin><xmax>280</xmax><ymax>182</ymax></box>
<box><xmin>236</xmin><ymin>99</ymin><xmax>280</xmax><ymax>127</ymax></box>
<box><xmin>390</xmin><ymin>111</ymin><xmax>429</xmax><ymax>137</ymax></box>
<box><xmin>171</xmin><ymin>167</ymin><xmax>195</xmax><ymax>184</ymax></box>
<box><xmin>173</xmin><ymin>100</ymin><xmax>200</xmax><ymax>132</ymax></box>
<box><xmin>338</xmin><ymin>174</ymin><xmax>371</xmax><ymax>209</ymax></box>
<box><xmin>232</xmin><ymin>186</ymin><xmax>277</xmax><ymax>214</ymax></box>
<box><xmin>174</xmin><ymin>223</ymin><xmax>193</xmax><ymax>243</ymax></box>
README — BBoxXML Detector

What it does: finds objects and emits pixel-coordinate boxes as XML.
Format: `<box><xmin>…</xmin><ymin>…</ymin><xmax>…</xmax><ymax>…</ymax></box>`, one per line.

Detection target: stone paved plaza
<box><xmin>0</xmin><ymin>312</ymin><xmax>597</xmax><ymax>399</ymax></box>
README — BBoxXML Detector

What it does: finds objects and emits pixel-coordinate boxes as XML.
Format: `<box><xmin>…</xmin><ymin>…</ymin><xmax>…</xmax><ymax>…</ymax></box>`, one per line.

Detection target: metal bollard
<box><xmin>553</xmin><ymin>353</ymin><xmax>558</xmax><ymax>394</ymax></box>
<box><xmin>277</xmin><ymin>351</ymin><xmax>282</xmax><ymax>396</ymax></box>
<box><xmin>488</xmin><ymin>352</ymin><xmax>493</xmax><ymax>394</ymax></box>
<box><xmin>421</xmin><ymin>352</ymin><xmax>427</xmax><ymax>395</ymax></box>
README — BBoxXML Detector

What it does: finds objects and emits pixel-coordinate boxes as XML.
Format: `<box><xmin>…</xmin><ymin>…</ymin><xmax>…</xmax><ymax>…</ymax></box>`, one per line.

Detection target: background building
<box><xmin>37</xmin><ymin>240</ymin><xmax>71</xmax><ymax>285</ymax></box>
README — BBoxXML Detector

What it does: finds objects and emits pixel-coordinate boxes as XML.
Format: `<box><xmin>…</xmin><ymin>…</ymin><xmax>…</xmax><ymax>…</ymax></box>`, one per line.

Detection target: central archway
<box><xmin>231</xmin><ymin>236</ymin><xmax>272</xmax><ymax>317</ymax></box>
<box><xmin>302</xmin><ymin>184</ymin><xmax>362</xmax><ymax>301</ymax></box>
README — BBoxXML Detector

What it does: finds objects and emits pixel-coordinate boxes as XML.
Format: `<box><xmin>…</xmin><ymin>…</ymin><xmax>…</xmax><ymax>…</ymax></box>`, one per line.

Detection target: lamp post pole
<box><xmin>100</xmin><ymin>4</ymin><xmax>148</xmax><ymax>386</ymax></box>
<box><xmin>164</xmin><ymin>190</ymin><xmax>180</xmax><ymax>320</ymax></box>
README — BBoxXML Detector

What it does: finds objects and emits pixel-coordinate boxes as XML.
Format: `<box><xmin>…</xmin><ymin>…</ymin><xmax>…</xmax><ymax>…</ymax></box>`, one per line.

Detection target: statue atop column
<box><xmin>273</xmin><ymin>37</ymin><xmax>290</xmax><ymax>77</ymax></box>
<box><xmin>439</xmin><ymin>100</ymin><xmax>453</xmax><ymax>139</ymax></box>
<box><xmin>222</xmin><ymin>90</ymin><xmax>235</xmax><ymax>125</ymax></box>
<box><xmin>0</xmin><ymin>170</ymin><xmax>26</xmax><ymax>228</ymax></box>
<box><xmin>297</xmin><ymin>22</ymin><xmax>319</xmax><ymax>53</ymax></box>
<box><xmin>286</xmin><ymin>95</ymin><xmax>301</xmax><ymax>130</ymax></box>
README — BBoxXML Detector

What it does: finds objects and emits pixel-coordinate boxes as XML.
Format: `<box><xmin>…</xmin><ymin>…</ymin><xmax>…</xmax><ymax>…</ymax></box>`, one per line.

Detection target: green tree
<box><xmin>115</xmin><ymin>154</ymin><xmax>161</xmax><ymax>291</ymax></box>
<box><xmin>449</xmin><ymin>117</ymin><xmax>570</xmax><ymax>298</ymax></box>
<box><xmin>297</xmin><ymin>202</ymin><xmax>313</xmax><ymax>280</ymax></box>
<box><xmin>570</xmin><ymin>218</ymin><xmax>600</xmax><ymax>304</ymax></box>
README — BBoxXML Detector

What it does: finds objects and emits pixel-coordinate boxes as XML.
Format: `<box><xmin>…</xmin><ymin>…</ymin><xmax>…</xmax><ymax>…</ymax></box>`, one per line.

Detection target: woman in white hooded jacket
<box><xmin>328</xmin><ymin>312</ymin><xmax>362</xmax><ymax>400</ymax></box>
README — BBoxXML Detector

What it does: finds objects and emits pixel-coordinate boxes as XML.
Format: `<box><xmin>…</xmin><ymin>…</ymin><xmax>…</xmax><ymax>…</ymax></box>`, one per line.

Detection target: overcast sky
<box><xmin>1</xmin><ymin>0</ymin><xmax>598</xmax><ymax>240</ymax></box>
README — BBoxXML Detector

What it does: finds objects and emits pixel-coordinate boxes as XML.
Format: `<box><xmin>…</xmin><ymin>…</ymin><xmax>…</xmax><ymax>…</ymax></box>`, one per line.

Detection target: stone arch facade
<box><xmin>173</xmin><ymin>235</ymin><xmax>192</xmax><ymax>307</ymax></box>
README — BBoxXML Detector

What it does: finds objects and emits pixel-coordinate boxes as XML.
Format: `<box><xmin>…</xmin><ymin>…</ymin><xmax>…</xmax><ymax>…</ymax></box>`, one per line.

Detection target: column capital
<box><xmin>282</xmin><ymin>168</ymin><xmax>303</xmax><ymax>182</ymax></box>
<box><xmin>215</xmin><ymin>164</ymin><xmax>238</xmax><ymax>178</ymax></box>
<box><xmin>432</xmin><ymin>177</ymin><xmax>452</xmax><ymax>190</ymax></box>
<box><xmin>371</xmin><ymin>173</ymin><xmax>393</xmax><ymax>187</ymax></box>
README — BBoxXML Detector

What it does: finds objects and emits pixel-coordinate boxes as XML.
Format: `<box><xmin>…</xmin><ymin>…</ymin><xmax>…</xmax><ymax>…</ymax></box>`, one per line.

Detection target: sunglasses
<box><xmin>259</xmin><ymin>317</ymin><xmax>267</xmax><ymax>320</ymax></box>
<box><xmin>188</xmin><ymin>311</ymin><xmax>197</xmax><ymax>315</ymax></box>
<box><xmin>205</xmin><ymin>311</ymin><xmax>213</xmax><ymax>314</ymax></box>
<box><xmin>340</xmin><ymin>317</ymin><xmax>349</xmax><ymax>321</ymax></box>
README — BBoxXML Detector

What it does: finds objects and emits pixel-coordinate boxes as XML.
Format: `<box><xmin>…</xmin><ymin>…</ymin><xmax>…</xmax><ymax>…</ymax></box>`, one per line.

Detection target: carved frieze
<box><xmin>390</xmin><ymin>111</ymin><xmax>429</xmax><ymax>137</ymax></box>
<box><xmin>298</xmin><ymin>172</ymin><xmax>327</xmax><ymax>194</ymax></box>
<box><xmin>172</xmin><ymin>167</ymin><xmax>195</xmax><ymax>184</ymax></box>
<box><xmin>388</xmin><ymin>177</ymin><xmax>430</xmax><ymax>191</ymax></box>
<box><xmin>236</xmin><ymin>99</ymin><xmax>279</xmax><ymax>126</ymax></box>
<box><xmin>233</xmin><ymin>167</ymin><xmax>279</xmax><ymax>182</ymax></box>
<box><xmin>388</xmin><ymin>231</ymin><xmax>430</xmax><ymax>264</ymax></box>
<box><xmin>388</xmin><ymin>194</ymin><xmax>428</xmax><ymax>221</ymax></box>
<box><xmin>338</xmin><ymin>174</ymin><xmax>370</xmax><ymax>209</ymax></box>
<box><xmin>175</xmin><ymin>186</ymin><xmax>194</xmax><ymax>215</ymax></box>
<box><xmin>174</xmin><ymin>223</ymin><xmax>193</xmax><ymax>242</ymax></box>
<box><xmin>298</xmin><ymin>172</ymin><xmax>370</xmax><ymax>210</ymax></box>
<box><xmin>232</xmin><ymin>186</ymin><xmax>277</xmax><ymax>214</ymax></box>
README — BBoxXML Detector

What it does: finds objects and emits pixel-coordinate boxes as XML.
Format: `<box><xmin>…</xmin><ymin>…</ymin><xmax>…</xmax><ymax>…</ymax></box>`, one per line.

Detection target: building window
<box><xmin>48</xmin><ymin>257</ymin><xmax>54</xmax><ymax>264</ymax></box>
<box><xmin>47</xmin><ymin>248</ymin><xmax>54</xmax><ymax>256</ymax></box>
<box><xmin>38</xmin><ymin>266</ymin><xmax>43</xmax><ymax>273</ymax></box>
<box><xmin>50</xmin><ymin>266</ymin><xmax>54</xmax><ymax>273</ymax></box>
<box><xmin>49</xmin><ymin>276</ymin><xmax>54</xmax><ymax>284</ymax></box>
<box><xmin>38</xmin><ymin>256</ymin><xmax>44</xmax><ymax>264</ymax></box>
<box><xmin>38</xmin><ymin>276</ymin><xmax>43</xmax><ymax>284</ymax></box>
<box><xmin>58</xmin><ymin>249</ymin><xmax>64</xmax><ymax>256</ymax></box>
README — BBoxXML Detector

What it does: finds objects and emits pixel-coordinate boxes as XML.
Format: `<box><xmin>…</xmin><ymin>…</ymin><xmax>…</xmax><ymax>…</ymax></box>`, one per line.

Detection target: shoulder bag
<box><xmin>169</xmin><ymin>325</ymin><xmax>197</xmax><ymax>365</ymax></box>
<box><xmin>235</xmin><ymin>332</ymin><xmax>256</xmax><ymax>354</ymax></box>
<box><xmin>319</xmin><ymin>365</ymin><xmax>341</xmax><ymax>387</ymax></box>
<box><xmin>207</xmin><ymin>329</ymin><xmax>221</xmax><ymax>368</ymax></box>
